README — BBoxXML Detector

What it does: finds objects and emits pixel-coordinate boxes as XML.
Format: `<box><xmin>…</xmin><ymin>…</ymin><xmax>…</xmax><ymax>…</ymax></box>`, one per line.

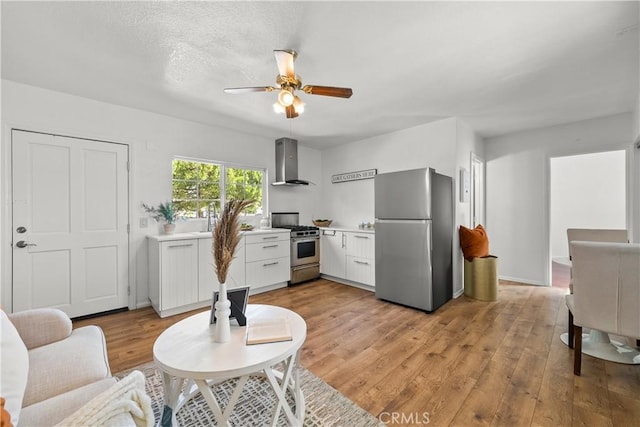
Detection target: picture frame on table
<box><xmin>210</xmin><ymin>286</ymin><xmax>249</xmax><ymax>326</ymax></box>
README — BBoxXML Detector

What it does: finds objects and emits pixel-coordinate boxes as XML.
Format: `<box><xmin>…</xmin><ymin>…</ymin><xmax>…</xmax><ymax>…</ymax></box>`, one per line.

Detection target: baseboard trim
<box><xmin>499</xmin><ymin>275</ymin><xmax>548</xmax><ymax>287</ymax></box>
<box><xmin>320</xmin><ymin>274</ymin><xmax>374</xmax><ymax>292</ymax></box>
<box><xmin>136</xmin><ymin>301</ymin><xmax>151</xmax><ymax>310</ymax></box>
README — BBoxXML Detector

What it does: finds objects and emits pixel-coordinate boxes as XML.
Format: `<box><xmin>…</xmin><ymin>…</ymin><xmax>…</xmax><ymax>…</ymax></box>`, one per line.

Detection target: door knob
<box><xmin>15</xmin><ymin>241</ymin><xmax>36</xmax><ymax>248</ymax></box>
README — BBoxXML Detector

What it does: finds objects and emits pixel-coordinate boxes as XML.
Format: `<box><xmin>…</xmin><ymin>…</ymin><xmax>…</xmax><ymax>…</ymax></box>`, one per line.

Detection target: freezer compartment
<box><xmin>375</xmin><ymin>168</ymin><xmax>432</xmax><ymax>220</ymax></box>
<box><xmin>375</xmin><ymin>219</ymin><xmax>433</xmax><ymax>311</ymax></box>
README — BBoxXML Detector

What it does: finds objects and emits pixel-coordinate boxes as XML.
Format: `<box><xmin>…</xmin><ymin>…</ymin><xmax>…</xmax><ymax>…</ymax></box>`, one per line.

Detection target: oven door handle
<box><xmin>292</xmin><ymin>238</ymin><xmax>319</xmax><ymax>244</ymax></box>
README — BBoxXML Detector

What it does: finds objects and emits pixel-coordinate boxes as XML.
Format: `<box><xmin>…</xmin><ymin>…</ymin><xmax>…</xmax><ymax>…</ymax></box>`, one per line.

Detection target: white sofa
<box><xmin>1</xmin><ymin>308</ymin><xmax>152</xmax><ymax>426</ymax></box>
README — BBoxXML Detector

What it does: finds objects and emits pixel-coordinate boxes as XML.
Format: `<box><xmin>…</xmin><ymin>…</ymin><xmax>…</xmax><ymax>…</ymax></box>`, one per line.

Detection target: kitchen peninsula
<box><xmin>148</xmin><ymin>229</ymin><xmax>290</xmax><ymax>318</ymax></box>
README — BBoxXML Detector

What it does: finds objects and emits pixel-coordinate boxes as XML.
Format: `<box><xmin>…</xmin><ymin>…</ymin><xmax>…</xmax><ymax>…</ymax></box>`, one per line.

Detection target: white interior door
<box><xmin>12</xmin><ymin>130</ymin><xmax>129</xmax><ymax>317</ymax></box>
<box><xmin>471</xmin><ymin>153</ymin><xmax>484</xmax><ymax>227</ymax></box>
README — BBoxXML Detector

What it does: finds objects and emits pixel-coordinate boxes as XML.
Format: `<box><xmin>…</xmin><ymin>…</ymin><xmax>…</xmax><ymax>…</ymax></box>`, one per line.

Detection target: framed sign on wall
<box><xmin>331</xmin><ymin>169</ymin><xmax>377</xmax><ymax>184</ymax></box>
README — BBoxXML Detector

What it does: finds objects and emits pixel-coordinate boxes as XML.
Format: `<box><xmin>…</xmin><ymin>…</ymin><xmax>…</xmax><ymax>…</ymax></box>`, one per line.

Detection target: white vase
<box><xmin>213</xmin><ymin>282</ymin><xmax>231</xmax><ymax>343</ymax></box>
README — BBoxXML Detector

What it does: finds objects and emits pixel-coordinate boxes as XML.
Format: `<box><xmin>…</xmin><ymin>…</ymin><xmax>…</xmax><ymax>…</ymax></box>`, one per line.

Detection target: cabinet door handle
<box><xmin>354</xmin><ymin>260</ymin><xmax>370</xmax><ymax>265</ymax></box>
<box><xmin>168</xmin><ymin>243</ymin><xmax>193</xmax><ymax>248</ymax></box>
<box><xmin>354</xmin><ymin>235</ymin><xmax>369</xmax><ymax>239</ymax></box>
<box><xmin>263</xmin><ymin>261</ymin><xmax>279</xmax><ymax>267</ymax></box>
<box><xmin>341</xmin><ymin>234</ymin><xmax>345</xmax><ymax>248</ymax></box>
<box><xmin>262</xmin><ymin>236</ymin><xmax>279</xmax><ymax>240</ymax></box>
<box><xmin>262</xmin><ymin>244</ymin><xmax>278</xmax><ymax>249</ymax></box>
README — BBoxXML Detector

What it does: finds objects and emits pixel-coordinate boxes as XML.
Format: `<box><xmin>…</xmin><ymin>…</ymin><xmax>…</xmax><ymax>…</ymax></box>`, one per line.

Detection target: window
<box><xmin>172</xmin><ymin>159</ymin><xmax>265</xmax><ymax>219</ymax></box>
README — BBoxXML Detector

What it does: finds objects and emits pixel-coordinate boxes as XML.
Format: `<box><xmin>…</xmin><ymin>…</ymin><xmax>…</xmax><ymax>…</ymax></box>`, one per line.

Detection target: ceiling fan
<box><xmin>223</xmin><ymin>49</ymin><xmax>353</xmax><ymax>119</ymax></box>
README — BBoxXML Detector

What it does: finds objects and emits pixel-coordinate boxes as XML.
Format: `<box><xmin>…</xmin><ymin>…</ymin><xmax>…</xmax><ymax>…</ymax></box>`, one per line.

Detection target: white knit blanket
<box><xmin>56</xmin><ymin>370</ymin><xmax>153</xmax><ymax>427</ymax></box>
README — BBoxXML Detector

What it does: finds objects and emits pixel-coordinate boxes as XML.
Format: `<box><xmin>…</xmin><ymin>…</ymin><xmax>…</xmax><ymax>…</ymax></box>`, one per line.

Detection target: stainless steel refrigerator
<box><xmin>375</xmin><ymin>168</ymin><xmax>453</xmax><ymax>312</ymax></box>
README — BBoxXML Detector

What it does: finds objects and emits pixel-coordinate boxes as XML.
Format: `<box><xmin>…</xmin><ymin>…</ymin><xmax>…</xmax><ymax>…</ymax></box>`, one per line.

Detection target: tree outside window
<box><xmin>172</xmin><ymin>159</ymin><xmax>264</xmax><ymax>219</ymax></box>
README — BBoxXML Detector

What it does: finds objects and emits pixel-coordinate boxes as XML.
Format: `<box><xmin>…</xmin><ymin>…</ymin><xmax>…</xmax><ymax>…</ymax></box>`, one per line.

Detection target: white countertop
<box><xmin>148</xmin><ymin>228</ymin><xmax>290</xmax><ymax>242</ymax></box>
<box><xmin>318</xmin><ymin>226</ymin><xmax>375</xmax><ymax>234</ymax></box>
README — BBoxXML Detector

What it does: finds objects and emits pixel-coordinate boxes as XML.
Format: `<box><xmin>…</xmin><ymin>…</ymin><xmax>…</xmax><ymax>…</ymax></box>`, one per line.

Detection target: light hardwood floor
<box><xmin>74</xmin><ymin>279</ymin><xmax>640</xmax><ymax>426</ymax></box>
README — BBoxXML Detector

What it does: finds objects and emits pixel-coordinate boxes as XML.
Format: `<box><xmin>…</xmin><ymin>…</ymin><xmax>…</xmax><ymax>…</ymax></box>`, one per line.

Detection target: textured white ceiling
<box><xmin>2</xmin><ymin>1</ymin><xmax>638</xmax><ymax>149</ymax></box>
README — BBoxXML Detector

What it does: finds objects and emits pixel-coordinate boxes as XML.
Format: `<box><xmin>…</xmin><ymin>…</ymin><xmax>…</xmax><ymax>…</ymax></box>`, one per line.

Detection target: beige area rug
<box><xmin>116</xmin><ymin>362</ymin><xmax>383</xmax><ymax>426</ymax></box>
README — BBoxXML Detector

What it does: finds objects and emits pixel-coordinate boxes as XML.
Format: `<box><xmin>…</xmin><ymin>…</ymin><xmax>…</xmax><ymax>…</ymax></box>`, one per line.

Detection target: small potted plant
<box><xmin>143</xmin><ymin>202</ymin><xmax>178</xmax><ymax>234</ymax></box>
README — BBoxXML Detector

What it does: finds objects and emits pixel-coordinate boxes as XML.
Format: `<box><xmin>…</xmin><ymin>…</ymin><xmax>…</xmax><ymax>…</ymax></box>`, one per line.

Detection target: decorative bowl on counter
<box><xmin>312</xmin><ymin>219</ymin><xmax>332</xmax><ymax>227</ymax></box>
<box><xmin>240</xmin><ymin>223</ymin><xmax>254</xmax><ymax>231</ymax></box>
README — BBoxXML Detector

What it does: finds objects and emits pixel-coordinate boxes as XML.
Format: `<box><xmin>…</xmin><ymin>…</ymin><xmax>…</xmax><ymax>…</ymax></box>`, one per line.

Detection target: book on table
<box><xmin>246</xmin><ymin>317</ymin><xmax>292</xmax><ymax>345</ymax></box>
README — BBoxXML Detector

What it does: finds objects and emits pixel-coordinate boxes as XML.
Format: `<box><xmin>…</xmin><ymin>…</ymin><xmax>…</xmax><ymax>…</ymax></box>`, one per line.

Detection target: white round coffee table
<box><xmin>153</xmin><ymin>304</ymin><xmax>307</xmax><ymax>426</ymax></box>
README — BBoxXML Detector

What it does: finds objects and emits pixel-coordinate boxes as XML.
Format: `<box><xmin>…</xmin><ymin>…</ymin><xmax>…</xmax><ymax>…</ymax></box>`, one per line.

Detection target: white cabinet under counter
<box><xmin>148</xmin><ymin>229</ymin><xmax>290</xmax><ymax>318</ymax></box>
<box><xmin>319</xmin><ymin>229</ymin><xmax>346</xmax><ymax>278</ymax></box>
<box><xmin>319</xmin><ymin>228</ymin><xmax>375</xmax><ymax>289</ymax></box>
<box><xmin>345</xmin><ymin>232</ymin><xmax>375</xmax><ymax>286</ymax></box>
<box><xmin>245</xmin><ymin>231</ymin><xmax>290</xmax><ymax>290</ymax></box>
<box><xmin>148</xmin><ymin>236</ymin><xmax>201</xmax><ymax>318</ymax></box>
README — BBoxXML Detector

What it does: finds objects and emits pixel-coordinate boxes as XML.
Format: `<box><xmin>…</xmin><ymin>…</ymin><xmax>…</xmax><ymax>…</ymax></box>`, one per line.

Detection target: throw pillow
<box><xmin>0</xmin><ymin>310</ymin><xmax>29</xmax><ymax>427</ymax></box>
<box><xmin>1</xmin><ymin>397</ymin><xmax>13</xmax><ymax>427</ymax></box>
<box><xmin>459</xmin><ymin>224</ymin><xmax>490</xmax><ymax>261</ymax></box>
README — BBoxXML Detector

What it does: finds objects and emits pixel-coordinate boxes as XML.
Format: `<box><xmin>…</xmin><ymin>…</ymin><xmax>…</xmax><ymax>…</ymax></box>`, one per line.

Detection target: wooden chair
<box><xmin>566</xmin><ymin>241</ymin><xmax>640</xmax><ymax>375</ymax></box>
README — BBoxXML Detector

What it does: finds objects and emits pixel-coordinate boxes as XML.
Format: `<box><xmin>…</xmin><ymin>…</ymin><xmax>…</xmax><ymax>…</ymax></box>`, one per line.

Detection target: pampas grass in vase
<box><xmin>213</xmin><ymin>199</ymin><xmax>254</xmax><ymax>343</ymax></box>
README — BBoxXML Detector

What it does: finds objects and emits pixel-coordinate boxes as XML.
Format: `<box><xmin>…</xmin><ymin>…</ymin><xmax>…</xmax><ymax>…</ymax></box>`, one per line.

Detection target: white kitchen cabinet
<box><xmin>345</xmin><ymin>232</ymin><xmax>375</xmax><ymax>286</ymax></box>
<box><xmin>148</xmin><ymin>237</ymin><xmax>199</xmax><ymax>318</ymax></box>
<box><xmin>245</xmin><ymin>232</ymin><xmax>290</xmax><ymax>290</ymax></box>
<box><xmin>320</xmin><ymin>228</ymin><xmax>375</xmax><ymax>287</ymax></box>
<box><xmin>149</xmin><ymin>230</ymin><xmax>289</xmax><ymax>318</ymax></box>
<box><xmin>197</xmin><ymin>236</ymin><xmax>246</xmax><ymax>302</ymax></box>
<box><xmin>320</xmin><ymin>229</ymin><xmax>346</xmax><ymax>277</ymax></box>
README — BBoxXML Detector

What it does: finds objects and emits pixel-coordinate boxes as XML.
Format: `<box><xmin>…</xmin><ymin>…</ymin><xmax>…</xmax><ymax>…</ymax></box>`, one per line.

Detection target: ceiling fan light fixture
<box><xmin>273</xmin><ymin>102</ymin><xmax>285</xmax><ymax>114</ymax></box>
<box><xmin>293</xmin><ymin>95</ymin><xmax>305</xmax><ymax>114</ymax></box>
<box><xmin>224</xmin><ymin>49</ymin><xmax>353</xmax><ymax>119</ymax></box>
<box><xmin>277</xmin><ymin>88</ymin><xmax>295</xmax><ymax>107</ymax></box>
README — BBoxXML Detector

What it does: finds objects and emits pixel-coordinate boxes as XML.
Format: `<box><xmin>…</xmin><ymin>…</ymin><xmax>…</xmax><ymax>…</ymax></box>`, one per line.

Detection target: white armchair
<box><xmin>565</xmin><ymin>241</ymin><xmax>640</xmax><ymax>375</ymax></box>
<box><xmin>1</xmin><ymin>308</ymin><xmax>153</xmax><ymax>426</ymax></box>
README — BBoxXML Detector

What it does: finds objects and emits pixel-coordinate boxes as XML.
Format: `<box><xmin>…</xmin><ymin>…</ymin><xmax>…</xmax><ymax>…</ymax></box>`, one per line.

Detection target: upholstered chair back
<box><xmin>570</xmin><ymin>241</ymin><xmax>640</xmax><ymax>338</ymax></box>
<box><xmin>566</xmin><ymin>229</ymin><xmax>628</xmax><ymax>260</ymax></box>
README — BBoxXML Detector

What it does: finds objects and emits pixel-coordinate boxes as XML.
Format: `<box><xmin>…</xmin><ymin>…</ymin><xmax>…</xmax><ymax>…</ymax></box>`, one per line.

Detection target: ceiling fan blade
<box><xmin>301</xmin><ymin>85</ymin><xmax>353</xmax><ymax>98</ymax></box>
<box><xmin>223</xmin><ymin>86</ymin><xmax>276</xmax><ymax>94</ymax></box>
<box><xmin>285</xmin><ymin>105</ymin><xmax>299</xmax><ymax>119</ymax></box>
<box><xmin>274</xmin><ymin>50</ymin><xmax>297</xmax><ymax>78</ymax></box>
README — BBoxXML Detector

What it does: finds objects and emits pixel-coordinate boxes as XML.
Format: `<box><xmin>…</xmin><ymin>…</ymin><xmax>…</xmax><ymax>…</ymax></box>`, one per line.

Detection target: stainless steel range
<box><xmin>271</xmin><ymin>212</ymin><xmax>320</xmax><ymax>285</ymax></box>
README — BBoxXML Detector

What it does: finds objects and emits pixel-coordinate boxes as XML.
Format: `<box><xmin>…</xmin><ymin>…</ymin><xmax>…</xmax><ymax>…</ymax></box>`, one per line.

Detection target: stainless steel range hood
<box><xmin>272</xmin><ymin>138</ymin><xmax>314</xmax><ymax>186</ymax></box>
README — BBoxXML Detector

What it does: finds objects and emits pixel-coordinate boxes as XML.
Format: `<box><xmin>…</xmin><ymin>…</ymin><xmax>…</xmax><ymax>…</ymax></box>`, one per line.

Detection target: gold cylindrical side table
<box><xmin>464</xmin><ymin>256</ymin><xmax>498</xmax><ymax>301</ymax></box>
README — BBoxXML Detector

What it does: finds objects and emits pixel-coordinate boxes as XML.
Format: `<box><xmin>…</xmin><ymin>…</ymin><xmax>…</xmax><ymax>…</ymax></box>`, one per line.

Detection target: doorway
<box><xmin>549</xmin><ymin>149</ymin><xmax>626</xmax><ymax>287</ymax></box>
<box><xmin>11</xmin><ymin>130</ymin><xmax>130</xmax><ymax>317</ymax></box>
<box><xmin>470</xmin><ymin>153</ymin><xmax>484</xmax><ymax>227</ymax></box>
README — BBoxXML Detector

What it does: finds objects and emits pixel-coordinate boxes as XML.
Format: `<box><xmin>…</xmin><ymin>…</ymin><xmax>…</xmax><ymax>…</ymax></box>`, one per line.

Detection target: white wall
<box><xmin>320</xmin><ymin>117</ymin><xmax>483</xmax><ymax>296</ymax></box>
<box><xmin>321</xmin><ymin>118</ymin><xmax>458</xmax><ymax>228</ymax></box>
<box><xmin>632</xmin><ymin>8</ymin><xmax>640</xmax><ymax>244</ymax></box>
<box><xmin>485</xmin><ymin>113</ymin><xmax>634</xmax><ymax>285</ymax></box>
<box><xmin>0</xmin><ymin>80</ymin><xmax>322</xmax><ymax>310</ymax></box>
<box><xmin>550</xmin><ymin>150</ymin><xmax>626</xmax><ymax>259</ymax></box>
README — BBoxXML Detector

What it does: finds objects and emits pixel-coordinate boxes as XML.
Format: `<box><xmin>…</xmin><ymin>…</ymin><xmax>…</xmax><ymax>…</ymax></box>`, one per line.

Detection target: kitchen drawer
<box><xmin>246</xmin><ymin>240</ymin><xmax>289</xmax><ymax>262</ymax></box>
<box><xmin>346</xmin><ymin>255</ymin><xmax>375</xmax><ymax>286</ymax></box>
<box><xmin>245</xmin><ymin>232</ymin><xmax>289</xmax><ymax>245</ymax></box>
<box><xmin>246</xmin><ymin>256</ymin><xmax>290</xmax><ymax>288</ymax></box>
<box><xmin>346</xmin><ymin>232</ymin><xmax>375</xmax><ymax>259</ymax></box>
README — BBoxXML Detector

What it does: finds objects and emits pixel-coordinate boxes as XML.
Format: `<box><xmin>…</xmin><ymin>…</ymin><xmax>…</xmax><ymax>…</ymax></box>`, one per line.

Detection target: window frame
<box><xmin>172</xmin><ymin>156</ymin><xmax>268</xmax><ymax>220</ymax></box>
